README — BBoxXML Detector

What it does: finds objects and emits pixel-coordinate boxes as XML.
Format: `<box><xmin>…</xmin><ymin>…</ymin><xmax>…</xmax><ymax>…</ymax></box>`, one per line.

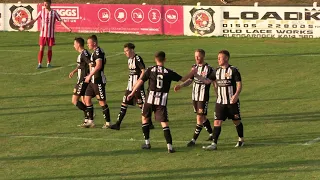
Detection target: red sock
<box><xmin>47</xmin><ymin>50</ymin><xmax>52</xmax><ymax>64</ymax></box>
<box><xmin>38</xmin><ymin>50</ymin><xmax>44</xmax><ymax>64</ymax></box>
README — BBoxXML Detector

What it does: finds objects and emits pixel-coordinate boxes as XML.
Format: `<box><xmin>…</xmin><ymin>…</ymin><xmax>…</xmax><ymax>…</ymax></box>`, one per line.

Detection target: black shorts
<box><xmin>142</xmin><ymin>103</ymin><xmax>168</xmax><ymax>122</ymax></box>
<box><xmin>85</xmin><ymin>83</ymin><xmax>106</xmax><ymax>101</ymax></box>
<box><xmin>73</xmin><ymin>81</ymin><xmax>88</xmax><ymax>96</ymax></box>
<box><xmin>215</xmin><ymin>102</ymin><xmax>241</xmax><ymax>121</ymax></box>
<box><xmin>122</xmin><ymin>89</ymin><xmax>145</xmax><ymax>106</ymax></box>
<box><xmin>193</xmin><ymin>101</ymin><xmax>209</xmax><ymax>115</ymax></box>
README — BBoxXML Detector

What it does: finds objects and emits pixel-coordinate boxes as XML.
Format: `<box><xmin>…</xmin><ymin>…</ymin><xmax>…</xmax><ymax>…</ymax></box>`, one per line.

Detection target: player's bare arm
<box><xmin>69</xmin><ymin>67</ymin><xmax>78</xmax><ymax>78</ymax></box>
<box><xmin>230</xmin><ymin>81</ymin><xmax>242</xmax><ymax>104</ymax></box>
<box><xmin>139</xmin><ymin>69</ymin><xmax>145</xmax><ymax>80</ymax></box>
<box><xmin>60</xmin><ymin>20</ymin><xmax>72</xmax><ymax>32</ymax></box>
<box><xmin>180</xmin><ymin>69</ymin><xmax>195</xmax><ymax>82</ymax></box>
<box><xmin>212</xmin><ymin>81</ymin><xmax>218</xmax><ymax>96</ymax></box>
<box><xmin>19</xmin><ymin>20</ymin><xmax>36</xmax><ymax>31</ymax></box>
<box><xmin>174</xmin><ymin>79</ymin><xmax>193</xmax><ymax>92</ymax></box>
<box><xmin>127</xmin><ymin>79</ymin><xmax>144</xmax><ymax>100</ymax></box>
<box><xmin>85</xmin><ymin>59</ymin><xmax>102</xmax><ymax>83</ymax></box>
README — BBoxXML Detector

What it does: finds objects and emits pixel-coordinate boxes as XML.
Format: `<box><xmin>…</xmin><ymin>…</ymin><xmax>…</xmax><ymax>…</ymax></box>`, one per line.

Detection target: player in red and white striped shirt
<box><xmin>20</xmin><ymin>0</ymin><xmax>71</xmax><ymax>69</ymax></box>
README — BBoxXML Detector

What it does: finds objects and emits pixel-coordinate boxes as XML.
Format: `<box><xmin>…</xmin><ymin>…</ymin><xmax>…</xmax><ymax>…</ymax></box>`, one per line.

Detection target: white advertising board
<box><xmin>221</xmin><ymin>6</ymin><xmax>320</xmax><ymax>38</ymax></box>
<box><xmin>4</xmin><ymin>3</ymin><xmax>38</xmax><ymax>31</ymax></box>
<box><xmin>0</xmin><ymin>4</ymin><xmax>4</xmax><ymax>30</ymax></box>
<box><xmin>183</xmin><ymin>5</ymin><xmax>222</xmax><ymax>36</ymax></box>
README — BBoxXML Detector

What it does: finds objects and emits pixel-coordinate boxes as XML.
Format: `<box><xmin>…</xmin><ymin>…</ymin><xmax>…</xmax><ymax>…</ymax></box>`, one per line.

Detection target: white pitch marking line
<box><xmin>0</xmin><ymin>134</ymin><xmax>302</xmax><ymax>146</ymax></box>
<box><xmin>303</xmin><ymin>137</ymin><xmax>320</xmax><ymax>145</ymax></box>
<box><xmin>0</xmin><ymin>53</ymin><xmax>123</xmax><ymax>76</ymax></box>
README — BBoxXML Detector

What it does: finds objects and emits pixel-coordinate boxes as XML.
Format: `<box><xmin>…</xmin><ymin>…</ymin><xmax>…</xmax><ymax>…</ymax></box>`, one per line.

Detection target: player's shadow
<box><xmin>0</xmin><ymin>103</ymin><xmax>70</xmax><ymax>110</ymax></box>
<box><xmin>246</xmin><ymin>131</ymin><xmax>320</xmax><ymax>145</ymax></box>
<box><xmin>0</xmin><ymin>108</ymin><xmax>75</xmax><ymax>116</ymax></box>
<box><xmin>16</xmin><ymin>159</ymin><xmax>320</xmax><ymax>180</ymax></box>
<box><xmin>0</xmin><ymin>147</ymin><xmax>167</xmax><ymax>162</ymax></box>
<box><xmin>245</xmin><ymin>111</ymin><xmax>320</xmax><ymax>122</ymax></box>
<box><xmin>27</xmin><ymin>131</ymin><xmax>90</xmax><ymax>136</ymax></box>
<box><xmin>242</xmin><ymin>97</ymin><xmax>308</xmax><ymax>102</ymax></box>
<box><xmin>0</xmin><ymin>93</ymin><xmax>71</xmax><ymax>99</ymax></box>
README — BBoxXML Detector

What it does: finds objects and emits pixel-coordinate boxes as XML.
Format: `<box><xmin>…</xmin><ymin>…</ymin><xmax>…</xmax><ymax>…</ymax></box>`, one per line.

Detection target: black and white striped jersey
<box><xmin>89</xmin><ymin>47</ymin><xmax>107</xmax><ymax>84</ymax></box>
<box><xmin>141</xmin><ymin>65</ymin><xmax>182</xmax><ymax>106</ymax></box>
<box><xmin>215</xmin><ymin>65</ymin><xmax>241</xmax><ymax>104</ymax></box>
<box><xmin>191</xmin><ymin>63</ymin><xmax>216</xmax><ymax>101</ymax></box>
<box><xmin>127</xmin><ymin>54</ymin><xmax>145</xmax><ymax>91</ymax></box>
<box><xmin>76</xmin><ymin>49</ymin><xmax>91</xmax><ymax>84</ymax></box>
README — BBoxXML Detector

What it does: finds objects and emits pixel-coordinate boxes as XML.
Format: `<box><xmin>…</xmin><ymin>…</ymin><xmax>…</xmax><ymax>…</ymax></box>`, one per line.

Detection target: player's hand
<box><xmin>230</xmin><ymin>95</ymin><xmax>239</xmax><ymax>104</ymax></box>
<box><xmin>85</xmin><ymin>76</ymin><xmax>91</xmax><ymax>83</ymax></box>
<box><xmin>69</xmin><ymin>72</ymin><xmax>74</xmax><ymax>78</ymax></box>
<box><xmin>127</xmin><ymin>93</ymin><xmax>134</xmax><ymax>101</ymax></box>
<box><xmin>174</xmin><ymin>85</ymin><xmax>181</xmax><ymax>92</ymax></box>
<box><xmin>68</xmin><ymin>28</ymin><xmax>72</xmax><ymax>32</ymax></box>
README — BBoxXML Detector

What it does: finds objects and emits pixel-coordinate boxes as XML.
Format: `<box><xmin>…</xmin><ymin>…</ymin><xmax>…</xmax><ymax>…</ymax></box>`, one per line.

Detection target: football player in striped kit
<box><xmin>110</xmin><ymin>43</ymin><xmax>154</xmax><ymax>130</ymax></box>
<box><xmin>68</xmin><ymin>37</ymin><xmax>91</xmax><ymax>126</ymax></box>
<box><xmin>191</xmin><ymin>50</ymin><xmax>244</xmax><ymax>150</ymax></box>
<box><xmin>127</xmin><ymin>51</ymin><xmax>194</xmax><ymax>153</ymax></box>
<box><xmin>20</xmin><ymin>0</ymin><xmax>72</xmax><ymax>69</ymax></box>
<box><xmin>83</xmin><ymin>35</ymin><xmax>111</xmax><ymax>128</ymax></box>
<box><xmin>174</xmin><ymin>49</ymin><xmax>216</xmax><ymax>147</ymax></box>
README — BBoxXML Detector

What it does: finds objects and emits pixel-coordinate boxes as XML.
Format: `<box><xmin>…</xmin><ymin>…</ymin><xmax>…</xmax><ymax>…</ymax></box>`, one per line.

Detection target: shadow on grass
<box><xmin>246</xmin><ymin>112</ymin><xmax>320</xmax><ymax>122</ymax></box>
<box><xmin>16</xmin><ymin>160</ymin><xmax>320</xmax><ymax>180</ymax></box>
<box><xmin>0</xmin><ymin>89</ymin><xmax>130</xmax><ymax>100</ymax></box>
<box><xmin>0</xmin><ymin>147</ymin><xmax>167</xmax><ymax>161</ymax></box>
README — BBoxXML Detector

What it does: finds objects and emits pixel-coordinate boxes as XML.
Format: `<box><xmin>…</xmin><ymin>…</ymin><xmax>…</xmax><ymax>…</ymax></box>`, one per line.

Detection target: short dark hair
<box><xmin>195</xmin><ymin>49</ymin><xmax>205</xmax><ymax>57</ymax></box>
<box><xmin>155</xmin><ymin>51</ymin><xmax>166</xmax><ymax>62</ymax></box>
<box><xmin>219</xmin><ymin>50</ymin><xmax>230</xmax><ymax>59</ymax></box>
<box><xmin>88</xmin><ymin>35</ymin><xmax>98</xmax><ymax>43</ymax></box>
<box><xmin>74</xmin><ymin>37</ymin><xmax>85</xmax><ymax>47</ymax></box>
<box><xmin>124</xmin><ymin>43</ymin><xmax>135</xmax><ymax>50</ymax></box>
<box><xmin>44</xmin><ymin>0</ymin><xmax>52</xmax><ymax>4</ymax></box>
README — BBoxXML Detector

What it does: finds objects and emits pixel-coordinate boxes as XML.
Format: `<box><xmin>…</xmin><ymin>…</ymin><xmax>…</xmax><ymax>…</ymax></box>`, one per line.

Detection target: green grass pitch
<box><xmin>0</xmin><ymin>31</ymin><xmax>319</xmax><ymax>179</ymax></box>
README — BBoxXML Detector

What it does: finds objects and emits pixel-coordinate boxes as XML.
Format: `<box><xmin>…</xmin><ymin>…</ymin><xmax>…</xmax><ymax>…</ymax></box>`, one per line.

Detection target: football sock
<box><xmin>84</xmin><ymin>111</ymin><xmax>88</xmax><ymax>120</ymax></box>
<box><xmin>116</xmin><ymin>105</ymin><xmax>127</xmax><ymax>124</ymax></box>
<box><xmin>203</xmin><ymin>119</ymin><xmax>213</xmax><ymax>135</ymax></box>
<box><xmin>142</xmin><ymin>123</ymin><xmax>150</xmax><ymax>142</ymax></box>
<box><xmin>38</xmin><ymin>50</ymin><xmax>44</xmax><ymax>64</ymax></box>
<box><xmin>213</xmin><ymin>126</ymin><xmax>222</xmax><ymax>144</ymax></box>
<box><xmin>235</xmin><ymin>122</ymin><xmax>244</xmax><ymax>138</ymax></box>
<box><xmin>86</xmin><ymin>105</ymin><xmax>94</xmax><ymax>120</ymax></box>
<box><xmin>76</xmin><ymin>101</ymin><xmax>86</xmax><ymax>111</ymax></box>
<box><xmin>47</xmin><ymin>50</ymin><xmax>52</xmax><ymax>64</ymax></box>
<box><xmin>102</xmin><ymin>104</ymin><xmax>111</xmax><ymax>122</ymax></box>
<box><xmin>192</xmin><ymin>124</ymin><xmax>203</xmax><ymax>141</ymax></box>
<box><xmin>163</xmin><ymin>126</ymin><xmax>172</xmax><ymax>145</ymax></box>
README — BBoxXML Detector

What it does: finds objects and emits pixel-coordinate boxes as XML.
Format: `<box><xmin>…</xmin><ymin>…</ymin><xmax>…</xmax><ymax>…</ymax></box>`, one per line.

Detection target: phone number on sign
<box><xmin>223</xmin><ymin>24</ymin><xmax>316</xmax><ymax>28</ymax></box>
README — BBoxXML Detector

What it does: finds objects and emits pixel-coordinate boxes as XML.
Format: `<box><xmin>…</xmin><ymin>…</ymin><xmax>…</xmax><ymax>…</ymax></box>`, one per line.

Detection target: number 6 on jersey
<box><xmin>156</xmin><ymin>75</ymin><xmax>163</xmax><ymax>88</ymax></box>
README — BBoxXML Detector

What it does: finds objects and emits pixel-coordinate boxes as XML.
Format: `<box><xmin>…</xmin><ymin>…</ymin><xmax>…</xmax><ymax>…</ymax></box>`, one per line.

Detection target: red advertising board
<box><xmin>37</xmin><ymin>4</ymin><xmax>183</xmax><ymax>35</ymax></box>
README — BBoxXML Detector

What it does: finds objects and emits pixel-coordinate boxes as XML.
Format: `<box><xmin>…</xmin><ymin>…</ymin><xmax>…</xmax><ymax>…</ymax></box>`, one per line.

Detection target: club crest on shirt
<box><xmin>201</xmin><ymin>71</ymin><xmax>207</xmax><ymax>77</ymax></box>
<box><xmin>9</xmin><ymin>5</ymin><xmax>34</xmax><ymax>30</ymax></box>
<box><xmin>189</xmin><ymin>8</ymin><xmax>215</xmax><ymax>36</ymax></box>
<box><xmin>225</xmin><ymin>73</ymin><xmax>231</xmax><ymax>78</ymax></box>
<box><xmin>95</xmin><ymin>49</ymin><xmax>99</xmax><ymax>55</ymax></box>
